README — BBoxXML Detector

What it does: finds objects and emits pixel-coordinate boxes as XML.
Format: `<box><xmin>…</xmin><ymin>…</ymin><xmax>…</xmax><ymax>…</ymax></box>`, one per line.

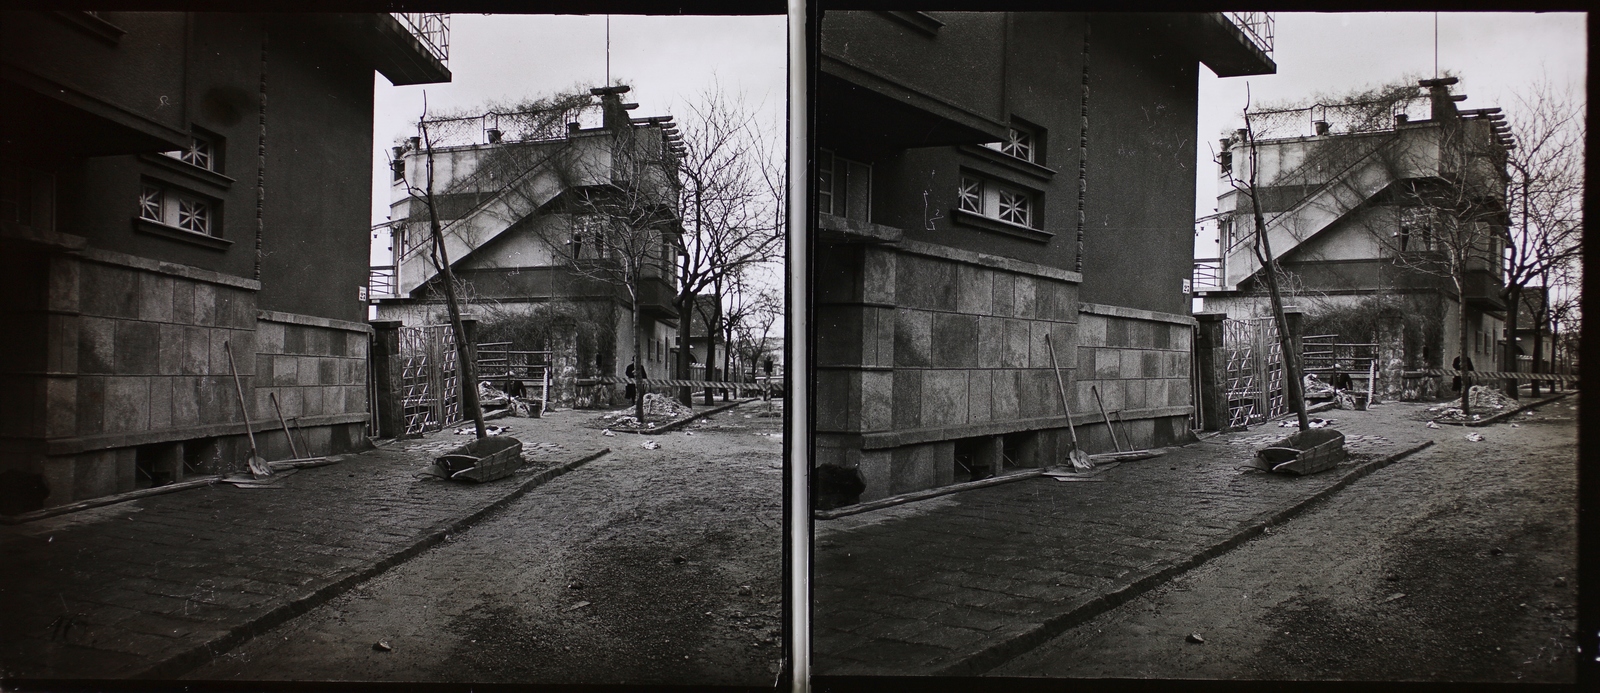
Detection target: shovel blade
<box><xmin>1068</xmin><ymin>448</ymin><xmax>1094</xmax><ymax>471</ymax></box>
<box><xmin>247</xmin><ymin>456</ymin><xmax>273</xmax><ymax>479</ymax></box>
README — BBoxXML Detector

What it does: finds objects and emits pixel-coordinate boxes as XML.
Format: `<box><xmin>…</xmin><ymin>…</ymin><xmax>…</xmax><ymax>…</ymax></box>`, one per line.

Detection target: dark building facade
<box><xmin>1</xmin><ymin>11</ymin><xmax>449</xmax><ymax>511</ymax></box>
<box><xmin>814</xmin><ymin>11</ymin><xmax>1274</xmax><ymax>502</ymax></box>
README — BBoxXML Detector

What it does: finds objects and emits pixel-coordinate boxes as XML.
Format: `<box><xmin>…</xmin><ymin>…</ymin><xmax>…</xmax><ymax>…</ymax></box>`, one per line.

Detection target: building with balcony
<box><xmin>1192</xmin><ymin>77</ymin><xmax>1512</xmax><ymax>394</ymax></box>
<box><xmin>0</xmin><ymin>11</ymin><xmax>450</xmax><ymax>513</ymax></box>
<box><xmin>813</xmin><ymin>11</ymin><xmax>1274</xmax><ymax>505</ymax></box>
<box><xmin>370</xmin><ymin>86</ymin><xmax>682</xmax><ymax>408</ymax></box>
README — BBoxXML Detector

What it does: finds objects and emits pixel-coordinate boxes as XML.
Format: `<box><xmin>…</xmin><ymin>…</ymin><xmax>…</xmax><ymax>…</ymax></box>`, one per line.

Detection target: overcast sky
<box><xmin>1195</xmin><ymin>12</ymin><xmax>1587</xmax><ymax>249</ymax></box>
<box><xmin>368</xmin><ymin>13</ymin><xmax>787</xmax><ymax>264</ymax></box>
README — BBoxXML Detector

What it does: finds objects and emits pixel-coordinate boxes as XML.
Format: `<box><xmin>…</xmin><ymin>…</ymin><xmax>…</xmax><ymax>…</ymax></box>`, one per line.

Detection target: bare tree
<box><xmin>670</xmin><ymin>87</ymin><xmax>785</xmax><ymax>405</ymax></box>
<box><xmin>1499</xmin><ymin>77</ymin><xmax>1585</xmax><ymax>396</ymax></box>
<box><xmin>1224</xmin><ymin>90</ymin><xmax>1312</xmax><ymax>431</ymax></box>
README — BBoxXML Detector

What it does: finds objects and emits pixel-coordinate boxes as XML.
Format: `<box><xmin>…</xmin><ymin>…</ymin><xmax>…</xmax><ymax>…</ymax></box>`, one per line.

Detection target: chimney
<box><xmin>408</xmin><ymin>136</ymin><xmax>421</xmax><ymax>150</ymax></box>
<box><xmin>1313</xmin><ymin>120</ymin><xmax>1330</xmax><ymax>136</ymax></box>
<box><xmin>486</xmin><ymin>128</ymin><xmax>503</xmax><ymax>144</ymax></box>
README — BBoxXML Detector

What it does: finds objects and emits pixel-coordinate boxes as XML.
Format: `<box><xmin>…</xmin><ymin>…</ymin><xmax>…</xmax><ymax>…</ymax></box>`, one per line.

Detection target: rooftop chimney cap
<box><xmin>590</xmin><ymin>85</ymin><xmax>632</xmax><ymax>96</ymax></box>
<box><xmin>1418</xmin><ymin>76</ymin><xmax>1460</xmax><ymax>88</ymax></box>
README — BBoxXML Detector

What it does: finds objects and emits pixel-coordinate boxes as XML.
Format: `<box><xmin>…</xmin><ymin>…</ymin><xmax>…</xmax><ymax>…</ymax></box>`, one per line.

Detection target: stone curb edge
<box><xmin>130</xmin><ymin>447</ymin><xmax>611</xmax><ymax>680</ymax></box>
<box><xmin>1429</xmin><ymin>391</ymin><xmax>1574</xmax><ymax>428</ymax></box>
<box><xmin>932</xmin><ymin>439</ymin><xmax>1437</xmax><ymax>677</ymax></box>
<box><xmin>610</xmin><ymin>397</ymin><xmax>755</xmax><ymax>435</ymax></box>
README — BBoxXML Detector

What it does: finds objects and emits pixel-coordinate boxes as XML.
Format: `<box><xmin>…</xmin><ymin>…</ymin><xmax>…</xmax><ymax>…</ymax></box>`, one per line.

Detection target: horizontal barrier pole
<box><xmin>578</xmin><ymin>376</ymin><xmax>783</xmax><ymax>390</ymax></box>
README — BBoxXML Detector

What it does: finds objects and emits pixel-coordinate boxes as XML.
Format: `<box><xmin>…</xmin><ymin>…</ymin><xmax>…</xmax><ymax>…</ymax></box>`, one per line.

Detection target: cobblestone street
<box><xmin>1</xmin><ymin>400</ymin><xmax>782</xmax><ymax>686</ymax></box>
<box><xmin>811</xmin><ymin>396</ymin><xmax>1575</xmax><ymax>679</ymax></box>
<box><xmin>186</xmin><ymin>400</ymin><xmax>784</xmax><ymax>686</ymax></box>
<box><xmin>995</xmin><ymin>396</ymin><xmax>1578</xmax><ymax>682</ymax></box>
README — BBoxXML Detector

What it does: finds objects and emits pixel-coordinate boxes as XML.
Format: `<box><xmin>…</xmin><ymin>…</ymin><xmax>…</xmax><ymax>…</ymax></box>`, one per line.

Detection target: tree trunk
<box><xmin>704</xmin><ymin>298</ymin><xmax>720</xmax><ymax>405</ymax></box>
<box><xmin>1530</xmin><ymin>305</ymin><xmax>1546</xmax><ymax>397</ymax></box>
<box><xmin>675</xmin><ymin>291</ymin><xmax>694</xmax><ymax>406</ymax></box>
<box><xmin>1246</xmin><ymin>133</ymin><xmax>1309</xmax><ymax>431</ymax></box>
<box><xmin>633</xmin><ymin>287</ymin><xmax>647</xmax><ymax>423</ymax></box>
<box><xmin>1455</xmin><ymin>272</ymin><xmax>1472</xmax><ymax>416</ymax></box>
<box><xmin>1502</xmin><ymin>284</ymin><xmax>1521</xmax><ymax>398</ymax></box>
<box><xmin>422</xmin><ymin>138</ymin><xmax>485</xmax><ymax>439</ymax></box>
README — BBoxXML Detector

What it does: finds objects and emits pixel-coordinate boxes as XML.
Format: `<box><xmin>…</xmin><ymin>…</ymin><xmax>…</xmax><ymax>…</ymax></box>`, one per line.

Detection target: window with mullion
<box><xmin>983</xmin><ymin>125</ymin><xmax>1040</xmax><ymax>164</ymax></box>
<box><xmin>958</xmin><ymin>173</ymin><xmax>1036</xmax><ymax>229</ymax></box>
<box><xmin>162</xmin><ymin>132</ymin><xmax>221</xmax><ymax>173</ymax></box>
<box><xmin>139</xmin><ymin>182</ymin><xmax>217</xmax><ymax>236</ymax></box>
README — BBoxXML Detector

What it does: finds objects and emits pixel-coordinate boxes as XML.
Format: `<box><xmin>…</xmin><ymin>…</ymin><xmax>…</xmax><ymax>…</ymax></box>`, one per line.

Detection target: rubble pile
<box><xmin>1467</xmin><ymin>385</ymin><xmax>1516</xmax><ymax>411</ymax></box>
<box><xmin>642</xmin><ymin>393</ymin><xmax>693</xmax><ymax>419</ymax></box>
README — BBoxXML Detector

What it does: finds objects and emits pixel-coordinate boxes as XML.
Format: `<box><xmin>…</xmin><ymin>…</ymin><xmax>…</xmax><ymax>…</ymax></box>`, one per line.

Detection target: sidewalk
<box><xmin>0</xmin><ymin>411</ymin><xmax>610</xmax><ymax>680</ymax></box>
<box><xmin>812</xmin><ymin>400</ymin><xmax>1478</xmax><ymax>677</ymax></box>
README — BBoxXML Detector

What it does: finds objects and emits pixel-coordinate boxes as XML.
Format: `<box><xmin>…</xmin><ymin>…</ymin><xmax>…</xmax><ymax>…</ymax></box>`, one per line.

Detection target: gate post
<box><xmin>460</xmin><ymin>317</ymin><xmax>481</xmax><ymax>424</ymax></box>
<box><xmin>1193</xmin><ymin>313</ymin><xmax>1228</xmax><ymax>431</ymax></box>
<box><xmin>369</xmin><ymin>320</ymin><xmax>404</xmax><ymax>438</ymax></box>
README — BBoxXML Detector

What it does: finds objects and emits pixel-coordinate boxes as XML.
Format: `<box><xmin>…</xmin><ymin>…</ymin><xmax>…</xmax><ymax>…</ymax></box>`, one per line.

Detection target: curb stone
<box><xmin>931</xmin><ymin>439</ymin><xmax>1436</xmax><ymax>676</ymax></box>
<box><xmin>1440</xmin><ymin>391</ymin><xmax>1574</xmax><ymax>428</ymax></box>
<box><xmin>608</xmin><ymin>397</ymin><xmax>755</xmax><ymax>435</ymax></box>
<box><xmin>128</xmin><ymin>447</ymin><xmax>610</xmax><ymax>680</ymax></box>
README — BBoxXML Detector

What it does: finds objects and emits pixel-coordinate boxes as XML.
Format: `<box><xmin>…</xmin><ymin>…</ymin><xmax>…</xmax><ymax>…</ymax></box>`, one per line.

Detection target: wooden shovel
<box><xmin>269</xmin><ymin>392</ymin><xmax>301</xmax><ymax>460</ymax></box>
<box><xmin>1091</xmin><ymin>384</ymin><xmax>1125</xmax><ymax>453</ymax></box>
<box><xmin>223</xmin><ymin>341</ymin><xmax>271</xmax><ymax>479</ymax></box>
<box><xmin>1045</xmin><ymin>333</ymin><xmax>1091</xmax><ymax>470</ymax></box>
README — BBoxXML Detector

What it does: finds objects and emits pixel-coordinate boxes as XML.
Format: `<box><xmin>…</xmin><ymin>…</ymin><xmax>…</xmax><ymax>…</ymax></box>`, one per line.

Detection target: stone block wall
<box><xmin>1074</xmin><ymin>303</ymin><xmax>1196</xmax><ymax>450</ymax></box>
<box><xmin>253</xmin><ymin>311</ymin><xmax>370</xmax><ymax>426</ymax></box>
<box><xmin>1</xmin><ymin>248</ymin><xmax>373</xmax><ymax>511</ymax></box>
<box><xmin>815</xmin><ymin>239</ymin><xmax>1083</xmax><ymax>502</ymax></box>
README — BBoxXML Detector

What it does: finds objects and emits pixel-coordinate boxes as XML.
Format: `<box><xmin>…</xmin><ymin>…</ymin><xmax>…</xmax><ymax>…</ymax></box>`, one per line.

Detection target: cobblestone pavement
<box><xmin>0</xmin><ymin>410</ymin><xmax>609</xmax><ymax>680</ymax></box>
<box><xmin>994</xmin><ymin>396</ymin><xmax>1578</xmax><ymax>682</ymax></box>
<box><xmin>186</xmin><ymin>400</ymin><xmax>783</xmax><ymax>686</ymax></box>
<box><xmin>812</xmin><ymin>401</ymin><xmax>1451</xmax><ymax>677</ymax></box>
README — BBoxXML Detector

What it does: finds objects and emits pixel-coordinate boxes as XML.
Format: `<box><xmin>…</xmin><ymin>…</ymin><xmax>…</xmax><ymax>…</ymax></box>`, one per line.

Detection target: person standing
<box><xmin>1452</xmin><ymin>354</ymin><xmax>1474</xmax><ymax>392</ymax></box>
<box><xmin>626</xmin><ymin>361</ymin><xmax>646</xmax><ymax>402</ymax></box>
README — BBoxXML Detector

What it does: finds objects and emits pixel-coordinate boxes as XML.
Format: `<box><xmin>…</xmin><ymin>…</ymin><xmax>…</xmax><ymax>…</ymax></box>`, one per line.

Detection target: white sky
<box><xmin>367</xmin><ymin>13</ymin><xmax>788</xmax><ymax>292</ymax></box>
<box><xmin>1195</xmin><ymin>12</ymin><xmax>1588</xmax><ymax>254</ymax></box>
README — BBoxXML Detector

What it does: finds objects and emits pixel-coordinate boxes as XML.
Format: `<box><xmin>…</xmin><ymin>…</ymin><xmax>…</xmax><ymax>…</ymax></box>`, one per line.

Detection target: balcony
<box><xmin>368</xmin><ymin>265</ymin><xmax>397</xmax><ymax>301</ymax></box>
<box><xmin>1461</xmin><ymin>266</ymin><xmax>1506</xmax><ymax>313</ymax></box>
<box><xmin>1226</xmin><ymin>12</ymin><xmax>1274</xmax><ymax>57</ymax></box>
<box><xmin>1192</xmin><ymin>258</ymin><xmax>1223</xmax><ymax>291</ymax></box>
<box><xmin>394</xmin><ymin>13</ymin><xmax>449</xmax><ymax>67</ymax></box>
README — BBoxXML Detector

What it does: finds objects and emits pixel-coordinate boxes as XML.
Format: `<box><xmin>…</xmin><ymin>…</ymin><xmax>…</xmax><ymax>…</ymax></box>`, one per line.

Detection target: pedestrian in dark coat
<box><xmin>1452</xmin><ymin>355</ymin><xmax>1474</xmax><ymax>392</ymax></box>
<box><xmin>625</xmin><ymin>362</ymin><xmax>646</xmax><ymax>401</ymax></box>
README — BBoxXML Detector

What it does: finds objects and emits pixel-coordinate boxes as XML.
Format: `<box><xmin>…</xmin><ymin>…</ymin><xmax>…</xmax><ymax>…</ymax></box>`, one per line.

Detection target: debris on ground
<box><xmin>507</xmin><ymin>397</ymin><xmax>542</xmax><ymax>417</ymax></box>
<box><xmin>454</xmin><ymin>425</ymin><xmax>506</xmax><ymax>436</ymax></box>
<box><xmin>641</xmin><ymin>440</ymin><xmax>660</xmax><ymax>450</ymax></box>
<box><xmin>1381</xmin><ymin>593</ymin><xmax>1407</xmax><ymax>604</ymax></box>
<box><xmin>564</xmin><ymin>601</ymin><xmax>591</xmax><ymax>612</ymax></box>
<box><xmin>373</xmin><ymin>640</ymin><xmax>392</xmax><ymax>652</ymax></box>
<box><xmin>1467</xmin><ymin>385</ymin><xmax>1516</xmax><ymax>411</ymax></box>
<box><xmin>1465</xmin><ymin>432</ymin><xmax>1484</xmax><ymax>442</ymax></box>
<box><xmin>642</xmin><ymin>393</ymin><xmax>693</xmax><ymax>419</ymax></box>
<box><xmin>1510</xmin><ymin>423</ymin><xmax>1520</xmax><ymax>428</ymax></box>
<box><xmin>1187</xmin><ymin>633</ymin><xmax>1206</xmax><ymax>644</ymax></box>
<box><xmin>1279</xmin><ymin>417</ymin><xmax>1336</xmax><ymax>428</ymax></box>
<box><xmin>478</xmin><ymin>381</ymin><xmax>509</xmax><ymax>408</ymax></box>
<box><xmin>738</xmin><ymin>585</ymin><xmax>753</xmax><ymax>596</ymax></box>
<box><xmin>602</xmin><ymin>429</ymin><xmax>616</xmax><ymax>437</ymax></box>
<box><xmin>1426</xmin><ymin>421</ymin><xmax>1441</xmax><ymax>429</ymax></box>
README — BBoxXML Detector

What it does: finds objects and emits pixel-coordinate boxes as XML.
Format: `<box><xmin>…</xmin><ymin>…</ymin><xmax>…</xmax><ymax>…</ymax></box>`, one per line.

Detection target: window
<box><xmin>162</xmin><ymin>132</ymin><xmax>222</xmax><ymax>173</ymax></box>
<box><xmin>982</xmin><ymin>124</ymin><xmax>1041</xmax><ymax>164</ymax></box>
<box><xmin>3</xmin><ymin>159</ymin><xmax>56</xmax><ymax>232</ymax></box>
<box><xmin>817</xmin><ymin>148</ymin><xmax>871</xmax><ymax>222</ymax></box>
<box><xmin>957</xmin><ymin>174</ymin><xmax>1036</xmax><ymax>229</ymax></box>
<box><xmin>570</xmin><ymin>215</ymin><xmax>609</xmax><ymax>259</ymax></box>
<box><xmin>139</xmin><ymin>182</ymin><xmax>215</xmax><ymax>236</ymax></box>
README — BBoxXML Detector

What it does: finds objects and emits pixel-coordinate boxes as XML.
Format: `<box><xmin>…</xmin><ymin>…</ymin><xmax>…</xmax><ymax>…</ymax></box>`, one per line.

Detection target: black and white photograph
<box><xmin>809</xmin><ymin>9</ymin><xmax>1584</xmax><ymax>685</ymax></box>
<box><xmin>0</xmin><ymin>7</ymin><xmax>788</xmax><ymax>688</ymax></box>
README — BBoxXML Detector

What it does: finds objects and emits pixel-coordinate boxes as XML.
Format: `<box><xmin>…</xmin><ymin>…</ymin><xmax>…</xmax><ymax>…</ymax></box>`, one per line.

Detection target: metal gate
<box><xmin>398</xmin><ymin>324</ymin><xmax>462</xmax><ymax>435</ymax></box>
<box><xmin>1222</xmin><ymin>316</ymin><xmax>1286</xmax><ymax>427</ymax></box>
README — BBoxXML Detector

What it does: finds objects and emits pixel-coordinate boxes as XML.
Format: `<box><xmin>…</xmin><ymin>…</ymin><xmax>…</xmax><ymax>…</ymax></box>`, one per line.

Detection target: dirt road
<box><xmin>186</xmin><ymin>401</ymin><xmax>784</xmax><ymax>686</ymax></box>
<box><xmin>993</xmin><ymin>397</ymin><xmax>1577</xmax><ymax>682</ymax></box>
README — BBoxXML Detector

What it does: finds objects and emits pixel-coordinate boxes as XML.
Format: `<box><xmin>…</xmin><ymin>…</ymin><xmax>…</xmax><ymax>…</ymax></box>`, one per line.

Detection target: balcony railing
<box><xmin>368</xmin><ymin>265</ymin><xmax>397</xmax><ymax>301</ymax></box>
<box><xmin>1193</xmin><ymin>258</ymin><xmax>1224</xmax><ymax>291</ymax></box>
<box><xmin>394</xmin><ymin>13</ymin><xmax>450</xmax><ymax>66</ymax></box>
<box><xmin>1226</xmin><ymin>12</ymin><xmax>1275</xmax><ymax>57</ymax></box>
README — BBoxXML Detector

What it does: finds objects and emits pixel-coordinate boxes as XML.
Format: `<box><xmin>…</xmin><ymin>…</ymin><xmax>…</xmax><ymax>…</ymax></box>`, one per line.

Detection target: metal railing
<box><xmin>368</xmin><ymin>265</ymin><xmax>397</xmax><ymax>300</ymax></box>
<box><xmin>394</xmin><ymin>13</ymin><xmax>450</xmax><ymax>66</ymax></box>
<box><xmin>1193</xmin><ymin>258</ymin><xmax>1223</xmax><ymax>290</ymax></box>
<box><xmin>476</xmin><ymin>343</ymin><xmax>551</xmax><ymax>415</ymax></box>
<box><xmin>1226</xmin><ymin>12</ymin><xmax>1275</xmax><ymax>57</ymax></box>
